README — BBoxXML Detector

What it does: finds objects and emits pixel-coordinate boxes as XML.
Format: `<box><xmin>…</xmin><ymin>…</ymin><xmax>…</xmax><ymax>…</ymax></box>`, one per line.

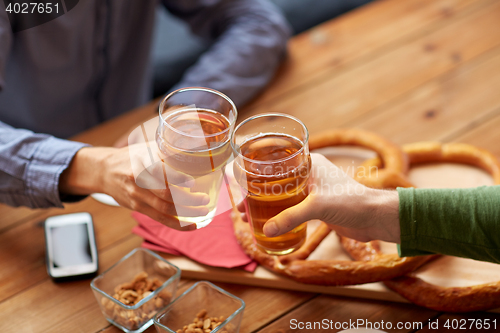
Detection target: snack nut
<box><xmin>176</xmin><ymin>309</ymin><xmax>234</xmax><ymax>333</ymax></box>
<box><xmin>100</xmin><ymin>271</ymin><xmax>172</xmax><ymax>330</ymax></box>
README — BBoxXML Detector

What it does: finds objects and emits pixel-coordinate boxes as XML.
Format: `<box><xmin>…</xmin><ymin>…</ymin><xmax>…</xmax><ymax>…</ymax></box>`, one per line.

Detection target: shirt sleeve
<box><xmin>397</xmin><ymin>186</ymin><xmax>500</xmax><ymax>264</ymax></box>
<box><xmin>0</xmin><ymin>7</ymin><xmax>90</xmax><ymax>208</ymax></box>
<box><xmin>0</xmin><ymin>0</ymin><xmax>12</xmax><ymax>90</ymax></box>
<box><xmin>0</xmin><ymin>121</ymin><xmax>89</xmax><ymax>208</ymax></box>
<box><xmin>162</xmin><ymin>0</ymin><xmax>291</xmax><ymax>106</ymax></box>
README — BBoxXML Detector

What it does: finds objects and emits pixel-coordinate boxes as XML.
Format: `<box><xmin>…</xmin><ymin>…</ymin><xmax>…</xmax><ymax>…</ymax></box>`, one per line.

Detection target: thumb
<box><xmin>263</xmin><ymin>197</ymin><xmax>317</xmax><ymax>237</ymax></box>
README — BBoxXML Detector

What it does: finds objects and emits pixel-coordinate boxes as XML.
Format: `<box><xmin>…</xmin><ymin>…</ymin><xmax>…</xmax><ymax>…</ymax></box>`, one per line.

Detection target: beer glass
<box><xmin>156</xmin><ymin>87</ymin><xmax>237</xmax><ymax>229</ymax></box>
<box><xmin>231</xmin><ymin>113</ymin><xmax>310</xmax><ymax>255</ymax></box>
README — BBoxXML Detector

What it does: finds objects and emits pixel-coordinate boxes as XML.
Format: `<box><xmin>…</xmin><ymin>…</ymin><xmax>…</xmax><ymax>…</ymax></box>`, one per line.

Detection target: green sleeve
<box><xmin>397</xmin><ymin>186</ymin><xmax>500</xmax><ymax>264</ymax></box>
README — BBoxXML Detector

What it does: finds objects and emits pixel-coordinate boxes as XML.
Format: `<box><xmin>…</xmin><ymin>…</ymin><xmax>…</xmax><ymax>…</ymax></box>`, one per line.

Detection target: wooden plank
<box><xmin>256</xmin><ymin>294</ymin><xmax>438</xmax><ymax>333</ymax></box>
<box><xmin>0</xmin><ymin>204</ymin><xmax>42</xmax><ymax>232</ymax></box>
<box><xmin>246</xmin><ymin>0</ymin><xmax>486</xmax><ymax>109</ymax></box>
<box><xmin>0</xmin><ymin>197</ymin><xmax>138</xmax><ymax>303</ymax></box>
<box><xmin>65</xmin><ymin>0</ymin><xmax>490</xmax><ymax>146</ymax></box>
<box><xmin>451</xmin><ymin>113</ymin><xmax>500</xmax><ymax>157</ymax></box>
<box><xmin>211</xmin><ymin>282</ymin><xmax>314</xmax><ymax>333</ymax></box>
<box><xmin>0</xmin><ymin>235</ymin><xmax>144</xmax><ymax>333</ymax></box>
<box><xmin>352</xmin><ymin>46</ymin><xmax>500</xmax><ymax>144</ymax></box>
<box><xmin>71</xmin><ymin>97</ymin><xmax>161</xmax><ymax>146</ymax></box>
<box><xmin>246</xmin><ymin>0</ymin><xmax>500</xmax><ymax>136</ymax></box>
<box><xmin>417</xmin><ymin>312</ymin><xmax>500</xmax><ymax>332</ymax></box>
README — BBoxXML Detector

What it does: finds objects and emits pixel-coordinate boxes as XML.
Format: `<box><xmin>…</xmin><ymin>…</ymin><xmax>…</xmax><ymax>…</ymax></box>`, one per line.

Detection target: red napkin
<box><xmin>131</xmin><ymin>186</ymin><xmax>257</xmax><ymax>272</ymax></box>
<box><xmin>131</xmin><ymin>224</ymin><xmax>182</xmax><ymax>256</ymax></box>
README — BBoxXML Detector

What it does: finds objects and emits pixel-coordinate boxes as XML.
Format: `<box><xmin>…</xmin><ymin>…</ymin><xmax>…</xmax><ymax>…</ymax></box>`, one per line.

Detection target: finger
<box><xmin>151</xmin><ymin>144</ymin><xmax>196</xmax><ymax>187</ymax></box>
<box><xmin>135</xmin><ymin>188</ymin><xmax>210</xmax><ymax>217</ymax></box>
<box><xmin>138</xmin><ymin>204</ymin><xmax>197</xmax><ymax>232</ymax></box>
<box><xmin>263</xmin><ymin>196</ymin><xmax>317</xmax><ymax>237</ymax></box>
<box><xmin>241</xmin><ymin>213</ymin><xmax>248</xmax><ymax>223</ymax></box>
<box><xmin>145</xmin><ymin>160</ymin><xmax>195</xmax><ymax>188</ymax></box>
<box><xmin>160</xmin><ymin>162</ymin><xmax>196</xmax><ymax>187</ymax></box>
<box><xmin>236</xmin><ymin>200</ymin><xmax>246</xmax><ymax>213</ymax></box>
<box><xmin>151</xmin><ymin>186</ymin><xmax>210</xmax><ymax>206</ymax></box>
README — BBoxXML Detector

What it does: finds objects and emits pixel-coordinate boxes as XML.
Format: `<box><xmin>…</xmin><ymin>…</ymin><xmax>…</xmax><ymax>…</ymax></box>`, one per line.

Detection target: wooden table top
<box><xmin>2</xmin><ymin>0</ymin><xmax>500</xmax><ymax>331</ymax></box>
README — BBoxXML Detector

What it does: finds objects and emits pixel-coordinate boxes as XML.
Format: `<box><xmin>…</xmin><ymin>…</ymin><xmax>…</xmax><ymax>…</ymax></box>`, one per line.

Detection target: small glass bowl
<box><xmin>154</xmin><ymin>281</ymin><xmax>245</xmax><ymax>333</ymax></box>
<box><xmin>91</xmin><ymin>248</ymin><xmax>181</xmax><ymax>333</ymax></box>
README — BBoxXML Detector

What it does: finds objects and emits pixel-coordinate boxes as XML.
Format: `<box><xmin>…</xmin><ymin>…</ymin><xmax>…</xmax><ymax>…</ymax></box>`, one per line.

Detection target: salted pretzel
<box><xmin>343</xmin><ymin>141</ymin><xmax>500</xmax><ymax>312</ymax></box>
<box><xmin>232</xmin><ymin>129</ymin><xmax>433</xmax><ymax>286</ymax></box>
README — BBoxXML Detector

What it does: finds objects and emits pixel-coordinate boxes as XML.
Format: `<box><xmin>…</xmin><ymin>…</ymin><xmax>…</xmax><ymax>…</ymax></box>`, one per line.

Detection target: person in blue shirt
<box><xmin>0</xmin><ymin>0</ymin><xmax>290</xmax><ymax>230</ymax></box>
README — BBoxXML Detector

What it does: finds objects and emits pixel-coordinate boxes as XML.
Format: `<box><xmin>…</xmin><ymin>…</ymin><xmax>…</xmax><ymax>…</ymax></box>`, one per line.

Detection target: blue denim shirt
<box><xmin>0</xmin><ymin>0</ymin><xmax>290</xmax><ymax>208</ymax></box>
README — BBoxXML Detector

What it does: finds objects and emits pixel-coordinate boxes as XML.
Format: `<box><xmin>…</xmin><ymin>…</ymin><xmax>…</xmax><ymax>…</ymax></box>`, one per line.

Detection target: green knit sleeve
<box><xmin>397</xmin><ymin>186</ymin><xmax>500</xmax><ymax>264</ymax></box>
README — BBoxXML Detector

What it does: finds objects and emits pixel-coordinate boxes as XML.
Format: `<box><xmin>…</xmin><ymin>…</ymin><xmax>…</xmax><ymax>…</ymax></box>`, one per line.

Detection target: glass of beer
<box><xmin>156</xmin><ymin>87</ymin><xmax>237</xmax><ymax>229</ymax></box>
<box><xmin>231</xmin><ymin>113</ymin><xmax>310</xmax><ymax>255</ymax></box>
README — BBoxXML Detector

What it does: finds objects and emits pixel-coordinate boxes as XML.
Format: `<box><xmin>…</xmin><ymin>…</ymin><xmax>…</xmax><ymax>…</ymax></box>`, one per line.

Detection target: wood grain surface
<box><xmin>1</xmin><ymin>0</ymin><xmax>500</xmax><ymax>331</ymax></box>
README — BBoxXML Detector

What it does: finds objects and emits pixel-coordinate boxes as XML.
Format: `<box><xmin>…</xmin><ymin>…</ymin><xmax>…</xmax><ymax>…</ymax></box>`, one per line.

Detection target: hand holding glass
<box><xmin>156</xmin><ymin>87</ymin><xmax>237</xmax><ymax>229</ymax></box>
<box><xmin>232</xmin><ymin>113</ymin><xmax>311</xmax><ymax>255</ymax></box>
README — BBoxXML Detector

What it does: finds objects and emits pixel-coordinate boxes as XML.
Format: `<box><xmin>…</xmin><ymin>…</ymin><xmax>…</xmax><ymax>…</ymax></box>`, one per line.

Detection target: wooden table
<box><xmin>2</xmin><ymin>0</ymin><xmax>500</xmax><ymax>331</ymax></box>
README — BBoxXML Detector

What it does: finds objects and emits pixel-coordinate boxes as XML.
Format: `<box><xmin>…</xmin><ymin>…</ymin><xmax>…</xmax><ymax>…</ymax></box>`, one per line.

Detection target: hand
<box><xmin>59</xmin><ymin>143</ymin><xmax>210</xmax><ymax>231</ymax></box>
<box><xmin>239</xmin><ymin>153</ymin><xmax>401</xmax><ymax>243</ymax></box>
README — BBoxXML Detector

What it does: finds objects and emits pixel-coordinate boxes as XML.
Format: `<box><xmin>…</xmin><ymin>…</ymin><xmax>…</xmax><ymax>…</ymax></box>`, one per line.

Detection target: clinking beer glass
<box><xmin>231</xmin><ymin>113</ymin><xmax>311</xmax><ymax>255</ymax></box>
<box><xmin>156</xmin><ymin>87</ymin><xmax>237</xmax><ymax>229</ymax></box>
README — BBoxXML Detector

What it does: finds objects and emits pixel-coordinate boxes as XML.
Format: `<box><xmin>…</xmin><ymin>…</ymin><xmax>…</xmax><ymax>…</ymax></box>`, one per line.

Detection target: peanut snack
<box><xmin>100</xmin><ymin>271</ymin><xmax>172</xmax><ymax>330</ymax></box>
<box><xmin>176</xmin><ymin>309</ymin><xmax>233</xmax><ymax>333</ymax></box>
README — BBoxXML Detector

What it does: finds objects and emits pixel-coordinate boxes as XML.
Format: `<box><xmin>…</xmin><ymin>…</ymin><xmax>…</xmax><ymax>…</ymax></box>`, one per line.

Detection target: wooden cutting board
<box><xmin>160</xmin><ymin>147</ymin><xmax>500</xmax><ymax>312</ymax></box>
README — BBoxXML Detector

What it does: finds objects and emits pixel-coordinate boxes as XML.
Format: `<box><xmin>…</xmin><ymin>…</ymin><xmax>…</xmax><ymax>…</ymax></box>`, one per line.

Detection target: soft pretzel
<box><xmin>309</xmin><ymin>129</ymin><xmax>411</xmax><ymax>188</ymax></box>
<box><xmin>345</xmin><ymin>141</ymin><xmax>500</xmax><ymax>312</ymax></box>
<box><xmin>360</xmin><ymin>141</ymin><xmax>500</xmax><ymax>185</ymax></box>
<box><xmin>232</xmin><ymin>129</ymin><xmax>433</xmax><ymax>286</ymax></box>
<box><xmin>232</xmin><ymin>211</ymin><xmax>432</xmax><ymax>286</ymax></box>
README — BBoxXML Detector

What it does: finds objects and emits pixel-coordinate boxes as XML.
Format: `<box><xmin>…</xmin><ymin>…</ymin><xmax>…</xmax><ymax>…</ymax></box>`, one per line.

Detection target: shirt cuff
<box><xmin>397</xmin><ymin>244</ymin><xmax>435</xmax><ymax>257</ymax></box>
<box><xmin>25</xmin><ymin>137</ymin><xmax>89</xmax><ymax>208</ymax></box>
<box><xmin>397</xmin><ymin>187</ymin><xmax>433</xmax><ymax>257</ymax></box>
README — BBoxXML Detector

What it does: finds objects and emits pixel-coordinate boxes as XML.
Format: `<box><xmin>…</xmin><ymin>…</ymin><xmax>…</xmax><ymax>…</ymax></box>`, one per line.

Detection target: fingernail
<box><xmin>201</xmin><ymin>195</ymin><xmax>210</xmax><ymax>205</ymax></box>
<box><xmin>264</xmin><ymin>220</ymin><xmax>279</xmax><ymax>237</ymax></box>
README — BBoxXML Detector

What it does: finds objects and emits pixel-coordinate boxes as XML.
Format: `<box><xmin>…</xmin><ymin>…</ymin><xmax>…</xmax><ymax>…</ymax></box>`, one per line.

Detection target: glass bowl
<box><xmin>91</xmin><ymin>248</ymin><xmax>181</xmax><ymax>333</ymax></box>
<box><xmin>154</xmin><ymin>281</ymin><xmax>245</xmax><ymax>333</ymax></box>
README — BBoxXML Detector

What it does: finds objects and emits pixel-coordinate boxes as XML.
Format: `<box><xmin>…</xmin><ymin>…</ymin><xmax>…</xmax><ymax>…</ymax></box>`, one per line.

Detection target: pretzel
<box><xmin>309</xmin><ymin>129</ymin><xmax>411</xmax><ymax>189</ymax></box>
<box><xmin>346</xmin><ymin>141</ymin><xmax>500</xmax><ymax>312</ymax></box>
<box><xmin>232</xmin><ymin>212</ymin><xmax>432</xmax><ymax>286</ymax></box>
<box><xmin>360</xmin><ymin>141</ymin><xmax>500</xmax><ymax>185</ymax></box>
<box><xmin>232</xmin><ymin>129</ymin><xmax>433</xmax><ymax>286</ymax></box>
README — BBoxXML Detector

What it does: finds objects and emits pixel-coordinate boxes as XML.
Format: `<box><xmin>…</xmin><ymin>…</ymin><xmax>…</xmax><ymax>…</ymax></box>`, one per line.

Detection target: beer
<box><xmin>234</xmin><ymin>133</ymin><xmax>310</xmax><ymax>255</ymax></box>
<box><xmin>157</xmin><ymin>108</ymin><xmax>232</xmax><ymax>227</ymax></box>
